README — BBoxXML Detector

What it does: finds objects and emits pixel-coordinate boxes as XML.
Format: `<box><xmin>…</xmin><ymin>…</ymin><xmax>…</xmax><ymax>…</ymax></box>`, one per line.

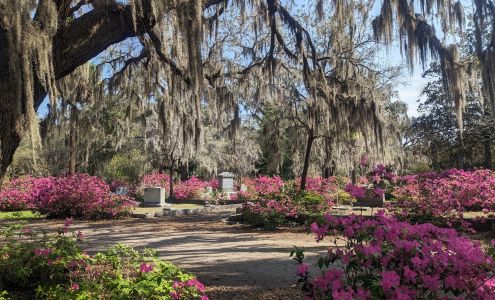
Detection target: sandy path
<box><xmin>10</xmin><ymin>213</ymin><xmax>328</xmax><ymax>299</ymax></box>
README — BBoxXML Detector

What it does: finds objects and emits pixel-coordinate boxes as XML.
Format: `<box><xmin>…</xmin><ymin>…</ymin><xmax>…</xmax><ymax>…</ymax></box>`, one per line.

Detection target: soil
<box><xmin>8</xmin><ymin>212</ymin><xmax>329</xmax><ymax>300</ymax></box>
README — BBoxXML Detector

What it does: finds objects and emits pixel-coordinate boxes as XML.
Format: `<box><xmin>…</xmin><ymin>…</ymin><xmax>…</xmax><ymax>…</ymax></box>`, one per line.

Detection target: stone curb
<box><xmin>132</xmin><ymin>204</ymin><xmax>243</xmax><ymax>219</ymax></box>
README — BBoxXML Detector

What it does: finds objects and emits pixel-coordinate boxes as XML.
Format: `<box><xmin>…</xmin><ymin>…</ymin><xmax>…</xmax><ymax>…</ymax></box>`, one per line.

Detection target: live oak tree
<box><xmin>373</xmin><ymin>0</ymin><xmax>495</xmax><ymax>169</ymax></box>
<box><xmin>408</xmin><ymin>64</ymin><xmax>495</xmax><ymax>170</ymax></box>
<box><xmin>2</xmin><ymin>0</ymin><xmax>491</xmax><ymax>184</ymax></box>
<box><xmin>0</xmin><ymin>0</ymin><xmax>330</xmax><ymax>182</ymax></box>
<box><xmin>256</xmin><ymin>0</ymin><xmax>404</xmax><ymax>189</ymax></box>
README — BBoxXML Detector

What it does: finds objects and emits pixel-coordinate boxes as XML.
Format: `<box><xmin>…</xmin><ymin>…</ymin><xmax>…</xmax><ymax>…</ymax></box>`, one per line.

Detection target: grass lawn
<box><xmin>0</xmin><ymin>210</ymin><xmax>45</xmax><ymax>220</ymax></box>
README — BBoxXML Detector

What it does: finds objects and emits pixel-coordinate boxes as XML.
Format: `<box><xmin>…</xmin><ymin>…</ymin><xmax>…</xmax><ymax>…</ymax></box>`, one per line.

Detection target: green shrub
<box><xmin>0</xmin><ymin>291</ymin><xmax>9</xmax><ymax>300</ymax></box>
<box><xmin>243</xmin><ymin>209</ymin><xmax>286</xmax><ymax>230</ymax></box>
<box><xmin>104</xmin><ymin>150</ymin><xmax>146</xmax><ymax>184</ymax></box>
<box><xmin>0</xmin><ymin>223</ymin><xmax>208</xmax><ymax>299</ymax></box>
<box><xmin>291</xmin><ymin>191</ymin><xmax>329</xmax><ymax>214</ymax></box>
<box><xmin>335</xmin><ymin>189</ymin><xmax>356</xmax><ymax>205</ymax></box>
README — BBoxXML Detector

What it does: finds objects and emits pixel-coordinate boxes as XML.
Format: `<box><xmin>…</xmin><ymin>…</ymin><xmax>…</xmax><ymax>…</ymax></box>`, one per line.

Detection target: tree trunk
<box><xmin>474</xmin><ymin>7</ymin><xmax>494</xmax><ymax>170</ymax></box>
<box><xmin>330</xmin><ymin>160</ymin><xmax>336</xmax><ymax>176</ymax></box>
<box><xmin>169</xmin><ymin>159</ymin><xmax>175</xmax><ymax>201</ymax></box>
<box><xmin>323</xmin><ymin>167</ymin><xmax>330</xmax><ymax>179</ymax></box>
<box><xmin>351</xmin><ymin>168</ymin><xmax>356</xmax><ymax>184</ymax></box>
<box><xmin>180</xmin><ymin>162</ymin><xmax>188</xmax><ymax>181</ymax></box>
<box><xmin>82</xmin><ymin>143</ymin><xmax>90</xmax><ymax>172</ymax></box>
<box><xmin>322</xmin><ymin>137</ymin><xmax>333</xmax><ymax>179</ymax></box>
<box><xmin>68</xmin><ymin>106</ymin><xmax>78</xmax><ymax>174</ymax></box>
<box><xmin>483</xmin><ymin>139</ymin><xmax>493</xmax><ymax>169</ymax></box>
<box><xmin>457</xmin><ymin>132</ymin><xmax>465</xmax><ymax>169</ymax></box>
<box><xmin>300</xmin><ymin>128</ymin><xmax>315</xmax><ymax>190</ymax></box>
<box><xmin>0</xmin><ymin>3</ymin><xmax>158</xmax><ymax>183</ymax></box>
<box><xmin>0</xmin><ymin>25</ymin><xmax>29</xmax><ymax>184</ymax></box>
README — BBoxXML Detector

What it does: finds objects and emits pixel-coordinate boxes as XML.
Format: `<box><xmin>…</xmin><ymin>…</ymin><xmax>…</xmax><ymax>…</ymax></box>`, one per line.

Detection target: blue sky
<box><xmin>397</xmin><ymin>72</ymin><xmax>427</xmax><ymax>117</ymax></box>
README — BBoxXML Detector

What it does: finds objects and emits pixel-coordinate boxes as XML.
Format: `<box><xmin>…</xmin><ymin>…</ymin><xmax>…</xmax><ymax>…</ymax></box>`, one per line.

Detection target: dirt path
<box><xmin>13</xmin><ymin>213</ymin><xmax>328</xmax><ymax>299</ymax></box>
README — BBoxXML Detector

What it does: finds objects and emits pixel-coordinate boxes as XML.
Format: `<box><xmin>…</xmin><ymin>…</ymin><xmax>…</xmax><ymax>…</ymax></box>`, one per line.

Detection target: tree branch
<box><xmin>147</xmin><ymin>31</ymin><xmax>192</xmax><ymax>85</ymax></box>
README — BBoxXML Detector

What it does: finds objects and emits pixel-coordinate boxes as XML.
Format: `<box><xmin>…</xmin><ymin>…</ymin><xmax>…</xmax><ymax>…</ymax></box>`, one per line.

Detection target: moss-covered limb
<box><xmin>372</xmin><ymin>0</ymin><xmax>476</xmax><ymax>133</ymax></box>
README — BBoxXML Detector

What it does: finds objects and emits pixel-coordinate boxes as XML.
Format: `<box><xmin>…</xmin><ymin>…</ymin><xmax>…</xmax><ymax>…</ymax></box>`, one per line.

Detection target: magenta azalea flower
<box><xmin>297</xmin><ymin>263</ymin><xmax>309</xmax><ymax>276</ymax></box>
<box><xmin>139</xmin><ymin>262</ymin><xmax>153</xmax><ymax>273</ymax></box>
<box><xmin>69</xmin><ymin>283</ymin><xmax>79</xmax><ymax>292</ymax></box>
<box><xmin>381</xmin><ymin>271</ymin><xmax>400</xmax><ymax>291</ymax></box>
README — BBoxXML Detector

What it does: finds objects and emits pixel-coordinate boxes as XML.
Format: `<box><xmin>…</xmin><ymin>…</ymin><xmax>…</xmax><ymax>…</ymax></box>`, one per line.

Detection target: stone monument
<box><xmin>143</xmin><ymin>187</ymin><xmax>168</xmax><ymax>207</ymax></box>
<box><xmin>354</xmin><ymin>188</ymin><xmax>385</xmax><ymax>207</ymax></box>
<box><xmin>218</xmin><ymin>172</ymin><xmax>235</xmax><ymax>192</ymax></box>
<box><xmin>115</xmin><ymin>186</ymin><xmax>129</xmax><ymax>195</ymax></box>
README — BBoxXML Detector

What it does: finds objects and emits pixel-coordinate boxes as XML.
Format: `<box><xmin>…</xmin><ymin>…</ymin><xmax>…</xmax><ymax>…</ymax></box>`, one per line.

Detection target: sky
<box><xmin>397</xmin><ymin>72</ymin><xmax>427</xmax><ymax>117</ymax></box>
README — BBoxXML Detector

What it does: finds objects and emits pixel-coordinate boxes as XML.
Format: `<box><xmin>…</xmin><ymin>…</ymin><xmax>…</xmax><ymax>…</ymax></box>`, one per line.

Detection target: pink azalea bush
<box><xmin>344</xmin><ymin>164</ymin><xmax>397</xmax><ymax>201</ymax></box>
<box><xmin>0</xmin><ymin>176</ymin><xmax>53</xmax><ymax>211</ymax></box>
<box><xmin>33</xmin><ymin>174</ymin><xmax>138</xmax><ymax>219</ymax></box>
<box><xmin>138</xmin><ymin>174</ymin><xmax>220</xmax><ymax>200</ymax></box>
<box><xmin>243</xmin><ymin>182</ymin><xmax>335</xmax><ymax>229</ymax></box>
<box><xmin>243</xmin><ymin>176</ymin><xmax>284</xmax><ymax>198</ymax></box>
<box><xmin>295</xmin><ymin>177</ymin><xmax>338</xmax><ymax>195</ymax></box>
<box><xmin>294</xmin><ymin>212</ymin><xmax>495</xmax><ymax>299</ymax></box>
<box><xmin>390</xmin><ymin>169</ymin><xmax>495</xmax><ymax>225</ymax></box>
<box><xmin>142</xmin><ymin>173</ymin><xmax>171</xmax><ymax>188</ymax></box>
<box><xmin>174</xmin><ymin>176</ymin><xmax>209</xmax><ymax>199</ymax></box>
<box><xmin>243</xmin><ymin>196</ymin><xmax>299</xmax><ymax>229</ymax></box>
<box><xmin>344</xmin><ymin>183</ymin><xmax>366</xmax><ymax>199</ymax></box>
<box><xmin>134</xmin><ymin>172</ymin><xmax>172</xmax><ymax>199</ymax></box>
<box><xmin>240</xmin><ymin>176</ymin><xmax>343</xmax><ymax>228</ymax></box>
<box><xmin>208</xmin><ymin>178</ymin><xmax>219</xmax><ymax>190</ymax></box>
<box><xmin>0</xmin><ymin>174</ymin><xmax>137</xmax><ymax>219</ymax></box>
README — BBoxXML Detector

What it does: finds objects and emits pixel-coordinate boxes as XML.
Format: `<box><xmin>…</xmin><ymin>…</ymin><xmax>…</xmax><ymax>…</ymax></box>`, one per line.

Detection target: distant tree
<box><xmin>408</xmin><ymin>65</ymin><xmax>495</xmax><ymax>169</ymax></box>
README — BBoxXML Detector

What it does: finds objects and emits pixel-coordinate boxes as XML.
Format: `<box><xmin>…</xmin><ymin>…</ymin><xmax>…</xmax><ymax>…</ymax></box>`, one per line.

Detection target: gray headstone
<box><xmin>354</xmin><ymin>188</ymin><xmax>385</xmax><ymax>207</ymax></box>
<box><xmin>143</xmin><ymin>187</ymin><xmax>166</xmax><ymax>207</ymax></box>
<box><xmin>218</xmin><ymin>172</ymin><xmax>235</xmax><ymax>192</ymax></box>
<box><xmin>115</xmin><ymin>186</ymin><xmax>129</xmax><ymax>195</ymax></box>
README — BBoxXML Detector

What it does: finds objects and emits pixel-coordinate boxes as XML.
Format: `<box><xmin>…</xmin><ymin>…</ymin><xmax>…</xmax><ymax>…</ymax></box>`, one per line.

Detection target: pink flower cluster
<box><xmin>344</xmin><ymin>164</ymin><xmax>396</xmax><ymax>201</ymax></box>
<box><xmin>243</xmin><ymin>176</ymin><xmax>284</xmax><ymax>197</ymax></box>
<box><xmin>0</xmin><ymin>176</ymin><xmax>53</xmax><ymax>211</ymax></box>
<box><xmin>139</xmin><ymin>174</ymin><xmax>220</xmax><ymax>200</ymax></box>
<box><xmin>208</xmin><ymin>179</ymin><xmax>219</xmax><ymax>190</ymax></box>
<box><xmin>0</xmin><ymin>174</ymin><xmax>137</xmax><ymax>219</ymax></box>
<box><xmin>247</xmin><ymin>196</ymin><xmax>299</xmax><ymax>218</ymax></box>
<box><xmin>369</xmin><ymin>164</ymin><xmax>397</xmax><ymax>184</ymax></box>
<box><xmin>295</xmin><ymin>177</ymin><xmax>338</xmax><ymax>195</ymax></box>
<box><xmin>297</xmin><ymin>213</ymin><xmax>495</xmax><ymax>299</ymax></box>
<box><xmin>391</xmin><ymin>169</ymin><xmax>495</xmax><ymax>223</ymax></box>
<box><xmin>139</xmin><ymin>262</ymin><xmax>153</xmax><ymax>273</ymax></box>
<box><xmin>174</xmin><ymin>176</ymin><xmax>209</xmax><ymax>199</ymax></box>
<box><xmin>344</xmin><ymin>183</ymin><xmax>366</xmax><ymax>199</ymax></box>
<box><xmin>142</xmin><ymin>173</ymin><xmax>171</xmax><ymax>188</ymax></box>
<box><xmin>35</xmin><ymin>174</ymin><xmax>137</xmax><ymax>219</ymax></box>
<box><xmin>34</xmin><ymin>248</ymin><xmax>53</xmax><ymax>257</ymax></box>
<box><xmin>171</xmin><ymin>278</ymin><xmax>208</xmax><ymax>300</ymax></box>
